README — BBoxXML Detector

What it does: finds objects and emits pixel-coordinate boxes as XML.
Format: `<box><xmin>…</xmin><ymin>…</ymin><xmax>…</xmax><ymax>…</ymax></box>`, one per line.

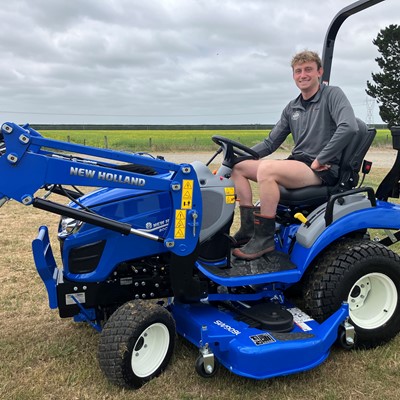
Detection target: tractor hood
<box><xmin>72</xmin><ymin>187</ymin><xmax>157</xmax><ymax>209</ymax></box>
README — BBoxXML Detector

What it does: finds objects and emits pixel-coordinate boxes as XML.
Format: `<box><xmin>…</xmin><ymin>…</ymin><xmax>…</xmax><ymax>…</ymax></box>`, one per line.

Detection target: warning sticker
<box><xmin>181</xmin><ymin>179</ymin><xmax>193</xmax><ymax>209</ymax></box>
<box><xmin>174</xmin><ymin>209</ymin><xmax>186</xmax><ymax>239</ymax></box>
<box><xmin>226</xmin><ymin>195</ymin><xmax>235</xmax><ymax>204</ymax></box>
<box><xmin>224</xmin><ymin>187</ymin><xmax>235</xmax><ymax>204</ymax></box>
<box><xmin>287</xmin><ymin>307</ymin><xmax>313</xmax><ymax>331</ymax></box>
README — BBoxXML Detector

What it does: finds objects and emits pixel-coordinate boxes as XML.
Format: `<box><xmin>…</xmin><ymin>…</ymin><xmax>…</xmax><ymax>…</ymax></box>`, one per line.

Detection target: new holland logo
<box><xmin>70</xmin><ymin>167</ymin><xmax>146</xmax><ymax>186</ymax></box>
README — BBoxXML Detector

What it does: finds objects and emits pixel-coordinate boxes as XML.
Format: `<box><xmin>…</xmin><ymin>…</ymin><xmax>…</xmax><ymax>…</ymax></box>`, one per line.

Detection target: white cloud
<box><xmin>0</xmin><ymin>0</ymin><xmax>397</xmax><ymax>125</ymax></box>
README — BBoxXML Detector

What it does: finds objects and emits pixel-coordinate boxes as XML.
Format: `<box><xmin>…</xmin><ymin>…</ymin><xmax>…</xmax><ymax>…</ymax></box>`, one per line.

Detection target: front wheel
<box><xmin>304</xmin><ymin>240</ymin><xmax>400</xmax><ymax>348</ymax></box>
<box><xmin>98</xmin><ymin>300</ymin><xmax>176</xmax><ymax>389</ymax></box>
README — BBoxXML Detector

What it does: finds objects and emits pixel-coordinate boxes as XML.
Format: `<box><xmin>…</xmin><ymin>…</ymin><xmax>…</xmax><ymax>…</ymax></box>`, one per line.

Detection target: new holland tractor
<box><xmin>1</xmin><ymin>0</ymin><xmax>399</xmax><ymax>390</ymax></box>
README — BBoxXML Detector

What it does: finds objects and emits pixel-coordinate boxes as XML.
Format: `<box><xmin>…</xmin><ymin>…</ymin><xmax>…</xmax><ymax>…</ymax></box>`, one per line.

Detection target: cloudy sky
<box><xmin>0</xmin><ymin>0</ymin><xmax>398</xmax><ymax>126</ymax></box>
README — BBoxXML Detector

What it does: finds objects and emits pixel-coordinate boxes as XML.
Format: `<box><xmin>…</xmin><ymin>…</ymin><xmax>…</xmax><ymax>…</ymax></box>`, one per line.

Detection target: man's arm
<box><xmin>316</xmin><ymin>86</ymin><xmax>358</xmax><ymax>165</ymax></box>
<box><xmin>251</xmin><ymin>107</ymin><xmax>292</xmax><ymax>158</ymax></box>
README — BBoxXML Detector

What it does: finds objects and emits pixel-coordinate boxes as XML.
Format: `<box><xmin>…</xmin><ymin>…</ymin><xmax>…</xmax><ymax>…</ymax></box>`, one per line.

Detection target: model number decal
<box><xmin>70</xmin><ymin>167</ymin><xmax>146</xmax><ymax>186</ymax></box>
<box><xmin>214</xmin><ymin>320</ymin><xmax>241</xmax><ymax>336</ymax></box>
<box><xmin>250</xmin><ymin>333</ymin><xmax>276</xmax><ymax>346</ymax></box>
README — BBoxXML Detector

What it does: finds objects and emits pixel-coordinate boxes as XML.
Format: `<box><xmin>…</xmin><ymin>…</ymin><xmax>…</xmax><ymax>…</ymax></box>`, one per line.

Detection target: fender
<box><xmin>290</xmin><ymin>200</ymin><xmax>400</xmax><ymax>273</ymax></box>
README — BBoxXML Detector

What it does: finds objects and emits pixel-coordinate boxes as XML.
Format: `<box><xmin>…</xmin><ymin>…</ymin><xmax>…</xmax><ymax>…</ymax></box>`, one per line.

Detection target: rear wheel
<box><xmin>98</xmin><ymin>300</ymin><xmax>176</xmax><ymax>389</ymax></box>
<box><xmin>304</xmin><ymin>240</ymin><xmax>400</xmax><ymax>348</ymax></box>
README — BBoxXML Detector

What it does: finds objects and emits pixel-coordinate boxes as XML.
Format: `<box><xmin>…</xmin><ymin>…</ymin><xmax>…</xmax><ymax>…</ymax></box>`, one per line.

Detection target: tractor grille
<box><xmin>68</xmin><ymin>240</ymin><xmax>106</xmax><ymax>274</ymax></box>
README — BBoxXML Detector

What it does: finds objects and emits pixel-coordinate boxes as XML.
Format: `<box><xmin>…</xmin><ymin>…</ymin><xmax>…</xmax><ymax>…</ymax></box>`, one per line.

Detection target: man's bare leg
<box><xmin>230</xmin><ymin>159</ymin><xmax>262</xmax><ymax>205</ymax></box>
<box><xmin>232</xmin><ymin>159</ymin><xmax>322</xmax><ymax>260</ymax></box>
<box><xmin>257</xmin><ymin>159</ymin><xmax>322</xmax><ymax>216</ymax></box>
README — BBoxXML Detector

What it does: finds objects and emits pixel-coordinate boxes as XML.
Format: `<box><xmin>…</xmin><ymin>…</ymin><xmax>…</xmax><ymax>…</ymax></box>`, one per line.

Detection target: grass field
<box><xmin>1</xmin><ymin>143</ymin><xmax>400</xmax><ymax>399</ymax></box>
<box><xmin>39</xmin><ymin>129</ymin><xmax>394</xmax><ymax>152</ymax></box>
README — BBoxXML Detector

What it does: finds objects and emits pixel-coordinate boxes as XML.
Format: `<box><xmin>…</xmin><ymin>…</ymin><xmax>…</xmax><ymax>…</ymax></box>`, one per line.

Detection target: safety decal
<box><xmin>224</xmin><ymin>187</ymin><xmax>235</xmax><ymax>204</ymax></box>
<box><xmin>174</xmin><ymin>209</ymin><xmax>187</xmax><ymax>239</ymax></box>
<box><xmin>181</xmin><ymin>179</ymin><xmax>193</xmax><ymax>209</ymax></box>
<box><xmin>287</xmin><ymin>307</ymin><xmax>313</xmax><ymax>331</ymax></box>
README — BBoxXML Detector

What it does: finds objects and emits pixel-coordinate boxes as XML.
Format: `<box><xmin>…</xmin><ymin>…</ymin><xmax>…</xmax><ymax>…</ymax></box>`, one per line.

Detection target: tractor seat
<box><xmin>279</xmin><ymin>119</ymin><xmax>376</xmax><ymax>208</ymax></box>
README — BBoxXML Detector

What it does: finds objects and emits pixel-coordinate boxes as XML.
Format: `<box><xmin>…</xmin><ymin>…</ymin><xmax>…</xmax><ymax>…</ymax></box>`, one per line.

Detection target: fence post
<box><xmin>104</xmin><ymin>136</ymin><xmax>108</xmax><ymax>149</ymax></box>
<box><xmin>149</xmin><ymin>137</ymin><xmax>152</xmax><ymax>148</ymax></box>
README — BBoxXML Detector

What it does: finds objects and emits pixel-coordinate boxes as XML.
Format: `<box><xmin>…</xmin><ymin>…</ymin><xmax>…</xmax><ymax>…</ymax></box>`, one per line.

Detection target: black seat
<box><xmin>279</xmin><ymin>119</ymin><xmax>376</xmax><ymax>208</ymax></box>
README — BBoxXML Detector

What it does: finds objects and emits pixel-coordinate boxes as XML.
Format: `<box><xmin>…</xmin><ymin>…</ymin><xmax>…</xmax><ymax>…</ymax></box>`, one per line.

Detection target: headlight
<box><xmin>58</xmin><ymin>216</ymin><xmax>83</xmax><ymax>238</ymax></box>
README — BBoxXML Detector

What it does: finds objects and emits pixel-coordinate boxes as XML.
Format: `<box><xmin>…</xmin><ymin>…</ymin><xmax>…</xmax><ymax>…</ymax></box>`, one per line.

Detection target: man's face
<box><xmin>292</xmin><ymin>61</ymin><xmax>322</xmax><ymax>93</ymax></box>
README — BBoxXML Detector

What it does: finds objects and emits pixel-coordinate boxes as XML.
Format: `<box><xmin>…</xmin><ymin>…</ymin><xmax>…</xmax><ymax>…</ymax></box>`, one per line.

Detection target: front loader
<box><xmin>1</xmin><ymin>0</ymin><xmax>400</xmax><ymax>390</ymax></box>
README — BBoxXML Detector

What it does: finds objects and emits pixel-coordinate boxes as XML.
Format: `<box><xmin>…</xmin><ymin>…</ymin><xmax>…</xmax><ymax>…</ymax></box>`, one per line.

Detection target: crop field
<box><xmin>40</xmin><ymin>129</ymin><xmax>393</xmax><ymax>152</ymax></box>
<box><xmin>1</xmin><ymin>142</ymin><xmax>400</xmax><ymax>399</ymax></box>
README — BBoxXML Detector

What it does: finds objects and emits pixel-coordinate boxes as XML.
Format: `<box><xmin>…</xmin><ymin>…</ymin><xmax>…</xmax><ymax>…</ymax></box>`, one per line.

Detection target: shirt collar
<box><xmin>293</xmin><ymin>84</ymin><xmax>325</xmax><ymax>109</ymax></box>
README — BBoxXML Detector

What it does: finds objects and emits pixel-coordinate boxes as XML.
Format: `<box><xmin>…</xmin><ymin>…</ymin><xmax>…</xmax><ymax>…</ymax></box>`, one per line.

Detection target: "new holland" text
<box><xmin>70</xmin><ymin>167</ymin><xmax>146</xmax><ymax>186</ymax></box>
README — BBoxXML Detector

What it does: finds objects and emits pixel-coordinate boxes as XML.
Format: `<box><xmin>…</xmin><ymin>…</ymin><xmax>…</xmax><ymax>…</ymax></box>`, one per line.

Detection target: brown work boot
<box><xmin>232</xmin><ymin>213</ymin><xmax>275</xmax><ymax>260</ymax></box>
<box><xmin>232</xmin><ymin>205</ymin><xmax>260</xmax><ymax>247</ymax></box>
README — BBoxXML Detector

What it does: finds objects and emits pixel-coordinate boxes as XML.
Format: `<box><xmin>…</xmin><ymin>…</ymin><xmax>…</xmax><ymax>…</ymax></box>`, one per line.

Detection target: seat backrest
<box><xmin>335</xmin><ymin>118</ymin><xmax>376</xmax><ymax>192</ymax></box>
<box><xmin>278</xmin><ymin>118</ymin><xmax>376</xmax><ymax>208</ymax></box>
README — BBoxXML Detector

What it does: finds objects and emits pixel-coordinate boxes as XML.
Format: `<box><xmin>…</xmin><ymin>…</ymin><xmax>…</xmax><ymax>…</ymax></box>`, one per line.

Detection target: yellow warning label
<box><xmin>225</xmin><ymin>187</ymin><xmax>235</xmax><ymax>203</ymax></box>
<box><xmin>183</xmin><ymin>180</ymin><xmax>193</xmax><ymax>189</ymax></box>
<box><xmin>174</xmin><ymin>209</ymin><xmax>186</xmax><ymax>239</ymax></box>
<box><xmin>181</xmin><ymin>179</ymin><xmax>193</xmax><ymax>209</ymax></box>
<box><xmin>226</xmin><ymin>195</ymin><xmax>236</xmax><ymax>204</ymax></box>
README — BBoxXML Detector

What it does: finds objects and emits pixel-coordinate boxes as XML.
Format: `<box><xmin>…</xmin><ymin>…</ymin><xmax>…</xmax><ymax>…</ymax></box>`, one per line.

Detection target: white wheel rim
<box><xmin>348</xmin><ymin>272</ymin><xmax>398</xmax><ymax>330</ymax></box>
<box><xmin>131</xmin><ymin>322</ymin><xmax>170</xmax><ymax>378</ymax></box>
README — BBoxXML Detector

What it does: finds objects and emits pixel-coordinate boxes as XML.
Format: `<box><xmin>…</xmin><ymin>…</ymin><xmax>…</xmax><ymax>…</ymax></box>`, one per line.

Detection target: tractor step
<box><xmin>197</xmin><ymin>253</ymin><xmax>299</xmax><ymax>287</ymax></box>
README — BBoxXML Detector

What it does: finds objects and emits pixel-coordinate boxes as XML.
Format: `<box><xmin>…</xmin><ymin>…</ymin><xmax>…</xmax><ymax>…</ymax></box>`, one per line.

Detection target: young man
<box><xmin>232</xmin><ymin>50</ymin><xmax>358</xmax><ymax>261</ymax></box>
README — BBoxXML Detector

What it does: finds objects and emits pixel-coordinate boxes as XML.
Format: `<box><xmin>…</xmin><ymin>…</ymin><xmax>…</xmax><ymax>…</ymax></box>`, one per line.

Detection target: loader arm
<box><xmin>0</xmin><ymin>122</ymin><xmax>202</xmax><ymax>257</ymax></box>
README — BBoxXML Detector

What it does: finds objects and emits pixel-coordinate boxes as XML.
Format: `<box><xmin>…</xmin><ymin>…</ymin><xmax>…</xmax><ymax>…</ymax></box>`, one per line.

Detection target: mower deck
<box><xmin>172</xmin><ymin>300</ymin><xmax>349</xmax><ymax>379</ymax></box>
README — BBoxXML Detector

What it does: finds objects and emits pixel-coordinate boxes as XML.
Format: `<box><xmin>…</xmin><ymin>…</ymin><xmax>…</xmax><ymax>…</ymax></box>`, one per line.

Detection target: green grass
<box><xmin>40</xmin><ymin>129</ymin><xmax>393</xmax><ymax>152</ymax></box>
<box><xmin>41</xmin><ymin>129</ymin><xmax>270</xmax><ymax>151</ymax></box>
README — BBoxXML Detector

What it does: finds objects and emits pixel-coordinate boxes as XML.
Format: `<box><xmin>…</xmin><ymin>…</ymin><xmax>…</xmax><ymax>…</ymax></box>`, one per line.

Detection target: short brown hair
<box><xmin>291</xmin><ymin>50</ymin><xmax>322</xmax><ymax>70</ymax></box>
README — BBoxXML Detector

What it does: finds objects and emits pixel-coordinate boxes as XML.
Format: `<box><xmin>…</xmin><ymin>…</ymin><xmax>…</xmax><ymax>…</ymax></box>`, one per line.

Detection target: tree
<box><xmin>366</xmin><ymin>24</ymin><xmax>400</xmax><ymax>128</ymax></box>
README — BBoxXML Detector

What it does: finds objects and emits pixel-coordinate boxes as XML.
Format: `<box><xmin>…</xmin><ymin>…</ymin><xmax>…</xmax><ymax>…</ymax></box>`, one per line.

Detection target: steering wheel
<box><xmin>211</xmin><ymin>135</ymin><xmax>259</xmax><ymax>169</ymax></box>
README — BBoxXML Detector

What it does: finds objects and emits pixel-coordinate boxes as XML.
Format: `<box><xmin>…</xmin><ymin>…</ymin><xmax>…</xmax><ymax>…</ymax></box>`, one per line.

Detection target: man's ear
<box><xmin>318</xmin><ymin>67</ymin><xmax>324</xmax><ymax>77</ymax></box>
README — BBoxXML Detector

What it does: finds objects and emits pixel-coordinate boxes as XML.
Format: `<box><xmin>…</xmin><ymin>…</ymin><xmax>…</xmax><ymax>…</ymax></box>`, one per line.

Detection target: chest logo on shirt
<box><xmin>292</xmin><ymin>111</ymin><xmax>300</xmax><ymax>120</ymax></box>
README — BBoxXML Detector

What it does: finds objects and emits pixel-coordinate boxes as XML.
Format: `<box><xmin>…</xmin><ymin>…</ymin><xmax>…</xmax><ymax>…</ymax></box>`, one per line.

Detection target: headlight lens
<box><xmin>58</xmin><ymin>216</ymin><xmax>83</xmax><ymax>238</ymax></box>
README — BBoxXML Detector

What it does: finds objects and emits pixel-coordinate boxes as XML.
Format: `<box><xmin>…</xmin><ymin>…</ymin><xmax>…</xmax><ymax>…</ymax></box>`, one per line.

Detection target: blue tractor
<box><xmin>0</xmin><ymin>0</ymin><xmax>399</xmax><ymax>390</ymax></box>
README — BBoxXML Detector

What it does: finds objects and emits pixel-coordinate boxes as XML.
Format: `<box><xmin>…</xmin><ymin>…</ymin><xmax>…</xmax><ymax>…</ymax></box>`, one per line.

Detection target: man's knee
<box><xmin>232</xmin><ymin>160</ymin><xmax>260</xmax><ymax>181</ymax></box>
<box><xmin>257</xmin><ymin>160</ymin><xmax>281</xmax><ymax>181</ymax></box>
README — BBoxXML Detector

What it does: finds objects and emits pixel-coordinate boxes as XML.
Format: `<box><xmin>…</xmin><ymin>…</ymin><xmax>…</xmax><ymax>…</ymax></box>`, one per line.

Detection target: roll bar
<box><xmin>321</xmin><ymin>0</ymin><xmax>385</xmax><ymax>85</ymax></box>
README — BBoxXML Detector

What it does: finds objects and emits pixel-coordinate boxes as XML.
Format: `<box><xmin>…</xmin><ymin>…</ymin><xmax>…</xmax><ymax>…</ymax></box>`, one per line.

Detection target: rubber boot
<box><xmin>232</xmin><ymin>205</ymin><xmax>260</xmax><ymax>246</ymax></box>
<box><xmin>232</xmin><ymin>213</ymin><xmax>275</xmax><ymax>260</ymax></box>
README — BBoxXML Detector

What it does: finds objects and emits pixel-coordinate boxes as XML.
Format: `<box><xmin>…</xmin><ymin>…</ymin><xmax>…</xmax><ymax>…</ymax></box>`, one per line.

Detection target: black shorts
<box><xmin>287</xmin><ymin>154</ymin><xmax>339</xmax><ymax>186</ymax></box>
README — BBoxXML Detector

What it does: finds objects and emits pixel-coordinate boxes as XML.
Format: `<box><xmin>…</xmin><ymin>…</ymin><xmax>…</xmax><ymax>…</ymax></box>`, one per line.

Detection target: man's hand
<box><xmin>311</xmin><ymin>159</ymin><xmax>331</xmax><ymax>171</ymax></box>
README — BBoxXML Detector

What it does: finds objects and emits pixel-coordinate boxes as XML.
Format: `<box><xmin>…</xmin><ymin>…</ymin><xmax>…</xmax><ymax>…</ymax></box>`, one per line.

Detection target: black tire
<box><xmin>303</xmin><ymin>239</ymin><xmax>400</xmax><ymax>349</ymax></box>
<box><xmin>195</xmin><ymin>356</ymin><xmax>219</xmax><ymax>378</ymax></box>
<box><xmin>98</xmin><ymin>300</ymin><xmax>176</xmax><ymax>389</ymax></box>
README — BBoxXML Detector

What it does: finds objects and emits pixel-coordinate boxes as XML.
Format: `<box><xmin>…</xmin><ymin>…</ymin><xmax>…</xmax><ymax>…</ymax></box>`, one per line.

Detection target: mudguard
<box><xmin>291</xmin><ymin>200</ymin><xmax>400</xmax><ymax>273</ymax></box>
